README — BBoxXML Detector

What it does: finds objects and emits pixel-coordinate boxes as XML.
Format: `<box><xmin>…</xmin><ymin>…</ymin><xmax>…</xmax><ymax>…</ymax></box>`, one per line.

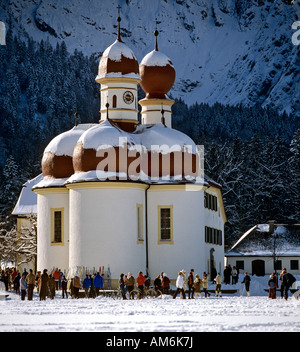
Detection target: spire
<box><xmin>154</xmin><ymin>20</ymin><xmax>161</xmax><ymax>51</ymax></box>
<box><xmin>117</xmin><ymin>5</ymin><xmax>122</xmax><ymax>42</ymax></box>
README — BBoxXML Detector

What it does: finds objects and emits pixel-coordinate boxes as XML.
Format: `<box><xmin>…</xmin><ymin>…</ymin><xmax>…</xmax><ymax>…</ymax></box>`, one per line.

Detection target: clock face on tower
<box><xmin>123</xmin><ymin>91</ymin><xmax>134</xmax><ymax>104</ymax></box>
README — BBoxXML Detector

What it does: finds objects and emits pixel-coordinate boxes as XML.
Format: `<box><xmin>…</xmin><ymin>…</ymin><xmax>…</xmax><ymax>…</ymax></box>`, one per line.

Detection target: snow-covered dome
<box><xmin>42</xmin><ymin>124</ymin><xmax>96</xmax><ymax>179</ymax></box>
<box><xmin>96</xmin><ymin>39</ymin><xmax>140</xmax><ymax>81</ymax></box>
<box><xmin>70</xmin><ymin>120</ymin><xmax>199</xmax><ymax>182</ymax></box>
<box><xmin>133</xmin><ymin>123</ymin><xmax>198</xmax><ymax>180</ymax></box>
<box><xmin>139</xmin><ymin>49</ymin><xmax>175</xmax><ymax>99</ymax></box>
<box><xmin>134</xmin><ymin>123</ymin><xmax>196</xmax><ymax>154</ymax></box>
<box><xmin>72</xmin><ymin>119</ymin><xmax>137</xmax><ymax>174</ymax></box>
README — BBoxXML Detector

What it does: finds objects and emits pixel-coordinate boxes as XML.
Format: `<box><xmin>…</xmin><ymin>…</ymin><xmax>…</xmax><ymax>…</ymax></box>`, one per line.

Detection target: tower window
<box><xmin>204</xmin><ymin>192</ymin><xmax>218</xmax><ymax>211</ymax></box>
<box><xmin>112</xmin><ymin>95</ymin><xmax>117</xmax><ymax>108</ymax></box>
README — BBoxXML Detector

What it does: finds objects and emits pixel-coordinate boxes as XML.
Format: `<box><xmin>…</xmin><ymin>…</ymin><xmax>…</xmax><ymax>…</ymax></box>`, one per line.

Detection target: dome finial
<box><xmin>154</xmin><ymin>20</ymin><xmax>161</xmax><ymax>51</ymax></box>
<box><xmin>117</xmin><ymin>5</ymin><xmax>122</xmax><ymax>42</ymax></box>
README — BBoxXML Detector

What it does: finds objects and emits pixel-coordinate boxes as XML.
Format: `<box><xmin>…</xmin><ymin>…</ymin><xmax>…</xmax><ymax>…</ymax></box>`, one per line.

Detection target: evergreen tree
<box><xmin>288</xmin><ymin>128</ymin><xmax>300</xmax><ymax>221</ymax></box>
<box><xmin>0</xmin><ymin>155</ymin><xmax>23</xmax><ymax>218</ymax></box>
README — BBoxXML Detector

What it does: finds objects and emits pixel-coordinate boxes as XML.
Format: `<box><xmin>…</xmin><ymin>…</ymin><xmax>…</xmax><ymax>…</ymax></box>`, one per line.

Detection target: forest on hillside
<box><xmin>0</xmin><ymin>34</ymin><xmax>299</xmax><ymax>247</ymax></box>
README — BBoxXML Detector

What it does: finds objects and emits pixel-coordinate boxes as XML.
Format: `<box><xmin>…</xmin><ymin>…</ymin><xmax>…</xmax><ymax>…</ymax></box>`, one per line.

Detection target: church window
<box><xmin>112</xmin><ymin>95</ymin><xmax>117</xmax><ymax>108</ymax></box>
<box><xmin>204</xmin><ymin>192</ymin><xmax>218</xmax><ymax>211</ymax></box>
<box><xmin>50</xmin><ymin>208</ymin><xmax>64</xmax><ymax>245</ymax></box>
<box><xmin>205</xmin><ymin>226</ymin><xmax>222</xmax><ymax>245</ymax></box>
<box><xmin>137</xmin><ymin>204</ymin><xmax>143</xmax><ymax>243</ymax></box>
<box><xmin>158</xmin><ymin>205</ymin><xmax>173</xmax><ymax>244</ymax></box>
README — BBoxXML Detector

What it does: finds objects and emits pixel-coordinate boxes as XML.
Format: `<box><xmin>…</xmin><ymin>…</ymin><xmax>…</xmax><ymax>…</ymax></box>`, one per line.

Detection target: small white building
<box><xmin>24</xmin><ymin>18</ymin><xmax>227</xmax><ymax>288</ymax></box>
<box><xmin>225</xmin><ymin>223</ymin><xmax>300</xmax><ymax>276</ymax></box>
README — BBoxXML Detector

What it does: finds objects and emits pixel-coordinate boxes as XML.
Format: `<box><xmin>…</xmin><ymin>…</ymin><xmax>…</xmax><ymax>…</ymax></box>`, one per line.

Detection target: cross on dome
<box><xmin>154</xmin><ymin>20</ymin><xmax>161</xmax><ymax>51</ymax></box>
<box><xmin>117</xmin><ymin>5</ymin><xmax>122</xmax><ymax>42</ymax></box>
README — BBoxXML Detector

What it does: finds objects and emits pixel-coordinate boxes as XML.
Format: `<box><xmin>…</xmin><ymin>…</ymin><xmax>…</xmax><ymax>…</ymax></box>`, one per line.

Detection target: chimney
<box><xmin>269</xmin><ymin>220</ymin><xmax>275</xmax><ymax>235</ymax></box>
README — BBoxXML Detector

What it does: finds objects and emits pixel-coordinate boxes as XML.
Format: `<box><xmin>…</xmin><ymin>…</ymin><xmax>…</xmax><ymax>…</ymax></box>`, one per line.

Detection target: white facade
<box><xmin>147</xmin><ymin>185</ymin><xmax>225</xmax><ymax>279</ymax></box>
<box><xmin>35</xmin><ymin>188</ymin><xmax>69</xmax><ymax>272</ymax></box>
<box><xmin>33</xmin><ymin>181</ymin><xmax>226</xmax><ymax>286</ymax></box>
<box><xmin>67</xmin><ymin>182</ymin><xmax>147</xmax><ymax>279</ymax></box>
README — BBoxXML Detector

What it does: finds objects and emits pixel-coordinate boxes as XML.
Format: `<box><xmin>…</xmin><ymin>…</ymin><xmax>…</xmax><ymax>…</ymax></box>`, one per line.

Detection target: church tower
<box><xmin>139</xmin><ymin>23</ymin><xmax>176</xmax><ymax>128</ymax></box>
<box><xmin>95</xmin><ymin>7</ymin><xmax>141</xmax><ymax>132</ymax></box>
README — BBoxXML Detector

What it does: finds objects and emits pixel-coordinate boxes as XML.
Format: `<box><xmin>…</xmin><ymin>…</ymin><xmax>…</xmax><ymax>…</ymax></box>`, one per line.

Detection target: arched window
<box><xmin>112</xmin><ymin>95</ymin><xmax>117</xmax><ymax>108</ymax></box>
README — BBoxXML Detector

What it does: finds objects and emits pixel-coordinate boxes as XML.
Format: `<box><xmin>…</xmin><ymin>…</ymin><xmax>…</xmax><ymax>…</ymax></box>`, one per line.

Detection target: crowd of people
<box><xmin>1</xmin><ymin>266</ymin><xmax>299</xmax><ymax>301</ymax></box>
<box><xmin>0</xmin><ymin>267</ymin><xmax>105</xmax><ymax>300</ymax></box>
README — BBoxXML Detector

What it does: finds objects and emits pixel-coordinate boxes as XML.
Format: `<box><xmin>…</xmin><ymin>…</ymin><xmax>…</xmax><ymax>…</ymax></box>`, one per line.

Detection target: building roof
<box><xmin>226</xmin><ymin>223</ymin><xmax>300</xmax><ymax>257</ymax></box>
<box><xmin>11</xmin><ymin>174</ymin><xmax>43</xmax><ymax>217</ymax></box>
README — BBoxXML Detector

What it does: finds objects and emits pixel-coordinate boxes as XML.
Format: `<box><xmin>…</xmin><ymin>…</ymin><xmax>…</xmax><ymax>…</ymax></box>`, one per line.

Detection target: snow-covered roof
<box><xmin>140</xmin><ymin>50</ymin><xmax>174</xmax><ymax>68</ymax></box>
<box><xmin>44</xmin><ymin>124</ymin><xmax>96</xmax><ymax>157</ymax></box>
<box><xmin>226</xmin><ymin>224</ymin><xmax>300</xmax><ymax>257</ymax></box>
<box><xmin>11</xmin><ymin>174</ymin><xmax>43</xmax><ymax>216</ymax></box>
<box><xmin>133</xmin><ymin>123</ymin><xmax>197</xmax><ymax>154</ymax></box>
<box><xmin>79</xmin><ymin>120</ymin><xmax>136</xmax><ymax>150</ymax></box>
<box><xmin>33</xmin><ymin>176</ymin><xmax>68</xmax><ymax>190</ymax></box>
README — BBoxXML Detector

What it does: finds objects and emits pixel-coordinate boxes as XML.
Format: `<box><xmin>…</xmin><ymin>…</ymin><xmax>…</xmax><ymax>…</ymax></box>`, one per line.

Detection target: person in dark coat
<box><xmin>188</xmin><ymin>269</ymin><xmax>195</xmax><ymax>299</ymax></box>
<box><xmin>61</xmin><ymin>275</ymin><xmax>68</xmax><ymax>298</ymax></box>
<box><xmin>280</xmin><ymin>269</ymin><xmax>295</xmax><ymax>300</ymax></box>
<box><xmin>89</xmin><ymin>274</ymin><xmax>96</xmax><ymax>298</ymax></box>
<box><xmin>279</xmin><ymin>268</ymin><xmax>286</xmax><ymax>299</ymax></box>
<box><xmin>223</xmin><ymin>266</ymin><xmax>231</xmax><ymax>285</ymax></box>
<box><xmin>39</xmin><ymin>269</ymin><xmax>49</xmax><ymax>300</ymax></box>
<box><xmin>13</xmin><ymin>272</ymin><xmax>21</xmax><ymax>295</ymax></box>
<box><xmin>20</xmin><ymin>272</ymin><xmax>27</xmax><ymax>300</ymax></box>
<box><xmin>119</xmin><ymin>273</ymin><xmax>127</xmax><ymax>300</ymax></box>
<box><xmin>154</xmin><ymin>275</ymin><xmax>162</xmax><ymax>292</ymax></box>
<box><xmin>241</xmin><ymin>272</ymin><xmax>251</xmax><ymax>297</ymax></box>
<box><xmin>3</xmin><ymin>269</ymin><xmax>9</xmax><ymax>291</ymax></box>
<box><xmin>48</xmin><ymin>275</ymin><xmax>56</xmax><ymax>299</ymax></box>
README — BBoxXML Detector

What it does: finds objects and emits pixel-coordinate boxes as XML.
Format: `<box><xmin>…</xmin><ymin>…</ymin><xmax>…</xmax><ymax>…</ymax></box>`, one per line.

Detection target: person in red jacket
<box><xmin>161</xmin><ymin>273</ymin><xmax>170</xmax><ymax>294</ymax></box>
<box><xmin>52</xmin><ymin>268</ymin><xmax>61</xmax><ymax>290</ymax></box>
<box><xmin>136</xmin><ymin>271</ymin><xmax>146</xmax><ymax>296</ymax></box>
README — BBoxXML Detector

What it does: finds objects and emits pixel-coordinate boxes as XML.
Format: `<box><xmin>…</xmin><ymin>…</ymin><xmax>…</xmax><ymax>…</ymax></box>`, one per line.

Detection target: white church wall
<box><xmin>147</xmin><ymin>185</ymin><xmax>207</xmax><ymax>281</ymax></box>
<box><xmin>35</xmin><ymin>189</ymin><xmax>69</xmax><ymax>272</ymax></box>
<box><xmin>67</xmin><ymin>182</ymin><xmax>148</xmax><ymax>283</ymax></box>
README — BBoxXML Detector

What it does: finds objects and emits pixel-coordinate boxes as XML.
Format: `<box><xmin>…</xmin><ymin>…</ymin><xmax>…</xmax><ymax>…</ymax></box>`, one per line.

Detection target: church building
<box><xmin>29</xmin><ymin>14</ymin><xmax>227</xmax><ymax>287</ymax></box>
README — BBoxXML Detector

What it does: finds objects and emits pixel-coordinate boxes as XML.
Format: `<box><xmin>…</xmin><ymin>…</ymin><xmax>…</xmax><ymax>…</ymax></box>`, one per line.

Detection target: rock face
<box><xmin>1</xmin><ymin>0</ymin><xmax>299</xmax><ymax>113</ymax></box>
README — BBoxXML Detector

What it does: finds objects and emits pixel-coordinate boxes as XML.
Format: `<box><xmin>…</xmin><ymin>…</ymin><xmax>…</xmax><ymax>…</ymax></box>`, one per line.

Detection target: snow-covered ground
<box><xmin>1</xmin><ymin>275</ymin><xmax>300</xmax><ymax>332</ymax></box>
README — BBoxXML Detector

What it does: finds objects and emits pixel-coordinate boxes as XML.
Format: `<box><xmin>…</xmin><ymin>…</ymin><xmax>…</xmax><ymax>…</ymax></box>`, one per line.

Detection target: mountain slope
<box><xmin>1</xmin><ymin>0</ymin><xmax>299</xmax><ymax>114</ymax></box>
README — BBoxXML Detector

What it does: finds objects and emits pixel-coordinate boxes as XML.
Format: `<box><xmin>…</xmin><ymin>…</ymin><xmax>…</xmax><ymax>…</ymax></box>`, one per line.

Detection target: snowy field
<box><xmin>1</xmin><ymin>275</ymin><xmax>300</xmax><ymax>333</ymax></box>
